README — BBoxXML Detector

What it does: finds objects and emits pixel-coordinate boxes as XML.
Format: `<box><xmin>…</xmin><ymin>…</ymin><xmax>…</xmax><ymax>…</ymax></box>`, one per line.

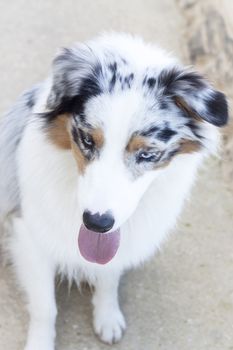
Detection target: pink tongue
<box><xmin>78</xmin><ymin>224</ymin><xmax>120</xmax><ymax>264</ymax></box>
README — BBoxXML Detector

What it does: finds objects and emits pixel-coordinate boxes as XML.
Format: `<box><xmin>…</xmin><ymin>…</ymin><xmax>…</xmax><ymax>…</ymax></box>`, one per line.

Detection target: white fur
<box><xmin>10</xmin><ymin>114</ymin><xmax>205</xmax><ymax>348</ymax></box>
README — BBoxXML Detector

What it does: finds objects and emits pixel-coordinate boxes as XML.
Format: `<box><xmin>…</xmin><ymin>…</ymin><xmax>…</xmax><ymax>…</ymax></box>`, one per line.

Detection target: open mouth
<box><xmin>78</xmin><ymin>224</ymin><xmax>121</xmax><ymax>264</ymax></box>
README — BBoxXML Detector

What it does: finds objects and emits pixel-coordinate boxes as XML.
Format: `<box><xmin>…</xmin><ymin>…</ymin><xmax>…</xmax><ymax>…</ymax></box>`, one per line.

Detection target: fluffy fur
<box><xmin>0</xmin><ymin>33</ymin><xmax>228</xmax><ymax>349</ymax></box>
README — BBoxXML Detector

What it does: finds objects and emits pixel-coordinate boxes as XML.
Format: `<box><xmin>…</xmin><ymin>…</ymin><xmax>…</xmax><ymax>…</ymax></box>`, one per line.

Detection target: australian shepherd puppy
<box><xmin>0</xmin><ymin>33</ymin><xmax>228</xmax><ymax>350</ymax></box>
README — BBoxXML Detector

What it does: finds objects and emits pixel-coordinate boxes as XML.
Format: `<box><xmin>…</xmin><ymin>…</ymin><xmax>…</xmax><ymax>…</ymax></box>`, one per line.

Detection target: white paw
<box><xmin>24</xmin><ymin>343</ymin><xmax>54</xmax><ymax>350</ymax></box>
<box><xmin>24</xmin><ymin>336</ymin><xmax>54</xmax><ymax>350</ymax></box>
<box><xmin>25</xmin><ymin>344</ymin><xmax>53</xmax><ymax>350</ymax></box>
<box><xmin>25</xmin><ymin>344</ymin><xmax>54</xmax><ymax>350</ymax></box>
<box><xmin>93</xmin><ymin>307</ymin><xmax>126</xmax><ymax>344</ymax></box>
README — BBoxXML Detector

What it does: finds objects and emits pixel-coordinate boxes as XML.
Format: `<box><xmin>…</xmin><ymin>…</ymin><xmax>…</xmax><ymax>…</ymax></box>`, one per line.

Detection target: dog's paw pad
<box><xmin>93</xmin><ymin>308</ymin><xmax>126</xmax><ymax>344</ymax></box>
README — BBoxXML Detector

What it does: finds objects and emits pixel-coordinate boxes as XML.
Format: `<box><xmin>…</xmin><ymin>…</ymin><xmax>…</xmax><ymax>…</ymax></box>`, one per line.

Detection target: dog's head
<box><xmin>43</xmin><ymin>34</ymin><xmax>228</xmax><ymax>242</ymax></box>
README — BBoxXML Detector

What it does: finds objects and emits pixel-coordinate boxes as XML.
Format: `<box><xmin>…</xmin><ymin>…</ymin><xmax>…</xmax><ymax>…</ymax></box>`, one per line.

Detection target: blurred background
<box><xmin>0</xmin><ymin>1</ymin><xmax>232</xmax><ymax>349</ymax></box>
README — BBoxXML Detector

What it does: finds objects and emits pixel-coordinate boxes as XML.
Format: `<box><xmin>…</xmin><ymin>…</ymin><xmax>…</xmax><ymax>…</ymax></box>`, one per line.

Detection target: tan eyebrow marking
<box><xmin>91</xmin><ymin>128</ymin><xmax>104</xmax><ymax>148</ymax></box>
<box><xmin>126</xmin><ymin>135</ymin><xmax>149</xmax><ymax>153</ymax></box>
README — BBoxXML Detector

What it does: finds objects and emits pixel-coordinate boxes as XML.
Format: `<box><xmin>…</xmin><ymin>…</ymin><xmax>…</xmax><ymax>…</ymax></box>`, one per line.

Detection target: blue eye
<box><xmin>137</xmin><ymin>150</ymin><xmax>162</xmax><ymax>163</ymax></box>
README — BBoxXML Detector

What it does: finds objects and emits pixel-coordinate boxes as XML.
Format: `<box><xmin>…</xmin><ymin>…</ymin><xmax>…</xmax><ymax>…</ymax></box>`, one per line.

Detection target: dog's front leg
<box><xmin>11</xmin><ymin>218</ymin><xmax>57</xmax><ymax>350</ymax></box>
<box><xmin>92</xmin><ymin>270</ymin><xmax>126</xmax><ymax>344</ymax></box>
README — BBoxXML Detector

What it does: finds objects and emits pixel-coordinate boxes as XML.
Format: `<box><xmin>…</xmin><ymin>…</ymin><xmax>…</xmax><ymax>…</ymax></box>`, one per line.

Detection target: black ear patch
<box><xmin>158</xmin><ymin>67</ymin><xmax>229</xmax><ymax>127</ymax></box>
<box><xmin>205</xmin><ymin>91</ymin><xmax>228</xmax><ymax>127</ymax></box>
<box><xmin>44</xmin><ymin>47</ymin><xmax>103</xmax><ymax>123</ymax></box>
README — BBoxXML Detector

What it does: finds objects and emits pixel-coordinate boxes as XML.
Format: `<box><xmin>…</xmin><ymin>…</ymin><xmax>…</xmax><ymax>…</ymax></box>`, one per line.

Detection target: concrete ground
<box><xmin>0</xmin><ymin>1</ymin><xmax>233</xmax><ymax>349</ymax></box>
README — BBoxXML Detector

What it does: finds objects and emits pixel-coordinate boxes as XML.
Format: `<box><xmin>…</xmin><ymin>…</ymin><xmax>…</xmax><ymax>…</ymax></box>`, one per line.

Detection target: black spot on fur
<box><xmin>123</xmin><ymin>73</ymin><xmax>134</xmax><ymax>89</ymax></box>
<box><xmin>109</xmin><ymin>63</ymin><xmax>118</xmax><ymax>93</ymax></box>
<box><xmin>142</xmin><ymin>76</ymin><xmax>156</xmax><ymax>89</ymax></box>
<box><xmin>185</xmin><ymin>121</ymin><xmax>202</xmax><ymax>138</ymax></box>
<box><xmin>205</xmin><ymin>91</ymin><xmax>228</xmax><ymax>126</ymax></box>
<box><xmin>109</xmin><ymin>62</ymin><xmax>117</xmax><ymax>74</ymax></box>
<box><xmin>142</xmin><ymin>75</ymin><xmax>148</xmax><ymax>87</ymax></box>
<box><xmin>108</xmin><ymin>62</ymin><xmax>118</xmax><ymax>93</ymax></box>
<box><xmin>109</xmin><ymin>74</ymin><xmax>116</xmax><ymax>92</ymax></box>
<box><xmin>159</xmin><ymin>100</ymin><xmax>169</xmax><ymax>110</ymax></box>
<box><xmin>147</xmin><ymin>77</ymin><xmax>156</xmax><ymax>89</ymax></box>
<box><xmin>157</xmin><ymin>128</ymin><xmax>177</xmax><ymax>142</ymax></box>
<box><xmin>141</xmin><ymin>126</ymin><xmax>159</xmax><ymax>137</ymax></box>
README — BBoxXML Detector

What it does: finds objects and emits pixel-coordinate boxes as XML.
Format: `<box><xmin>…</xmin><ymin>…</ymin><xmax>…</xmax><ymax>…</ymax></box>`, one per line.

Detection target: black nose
<box><xmin>83</xmin><ymin>211</ymin><xmax>115</xmax><ymax>233</ymax></box>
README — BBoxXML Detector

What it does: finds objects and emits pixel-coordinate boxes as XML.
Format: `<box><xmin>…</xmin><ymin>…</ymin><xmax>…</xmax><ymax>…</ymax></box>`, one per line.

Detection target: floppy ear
<box><xmin>158</xmin><ymin>68</ymin><xmax>228</xmax><ymax>127</ymax></box>
<box><xmin>46</xmin><ymin>45</ymin><xmax>100</xmax><ymax>114</ymax></box>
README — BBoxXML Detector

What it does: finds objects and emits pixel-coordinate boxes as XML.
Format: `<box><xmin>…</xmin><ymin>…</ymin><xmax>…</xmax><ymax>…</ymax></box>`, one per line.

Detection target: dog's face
<box><xmin>73</xmin><ymin>89</ymin><xmax>167</xmax><ymax>230</ymax></box>
<box><xmin>44</xmin><ymin>34</ymin><xmax>228</xmax><ymax>233</ymax></box>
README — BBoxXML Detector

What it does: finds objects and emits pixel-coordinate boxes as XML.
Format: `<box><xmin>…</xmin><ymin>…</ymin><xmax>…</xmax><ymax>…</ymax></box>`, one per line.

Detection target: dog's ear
<box><xmin>47</xmin><ymin>45</ymin><xmax>99</xmax><ymax>111</ymax></box>
<box><xmin>158</xmin><ymin>67</ymin><xmax>228</xmax><ymax>127</ymax></box>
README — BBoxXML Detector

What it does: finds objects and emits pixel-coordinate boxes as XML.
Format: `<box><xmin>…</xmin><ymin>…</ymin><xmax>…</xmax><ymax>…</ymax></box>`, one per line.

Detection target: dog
<box><xmin>0</xmin><ymin>33</ymin><xmax>228</xmax><ymax>350</ymax></box>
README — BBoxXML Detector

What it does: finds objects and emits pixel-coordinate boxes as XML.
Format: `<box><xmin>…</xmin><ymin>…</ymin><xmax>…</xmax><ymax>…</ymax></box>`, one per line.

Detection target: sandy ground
<box><xmin>0</xmin><ymin>1</ymin><xmax>232</xmax><ymax>349</ymax></box>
